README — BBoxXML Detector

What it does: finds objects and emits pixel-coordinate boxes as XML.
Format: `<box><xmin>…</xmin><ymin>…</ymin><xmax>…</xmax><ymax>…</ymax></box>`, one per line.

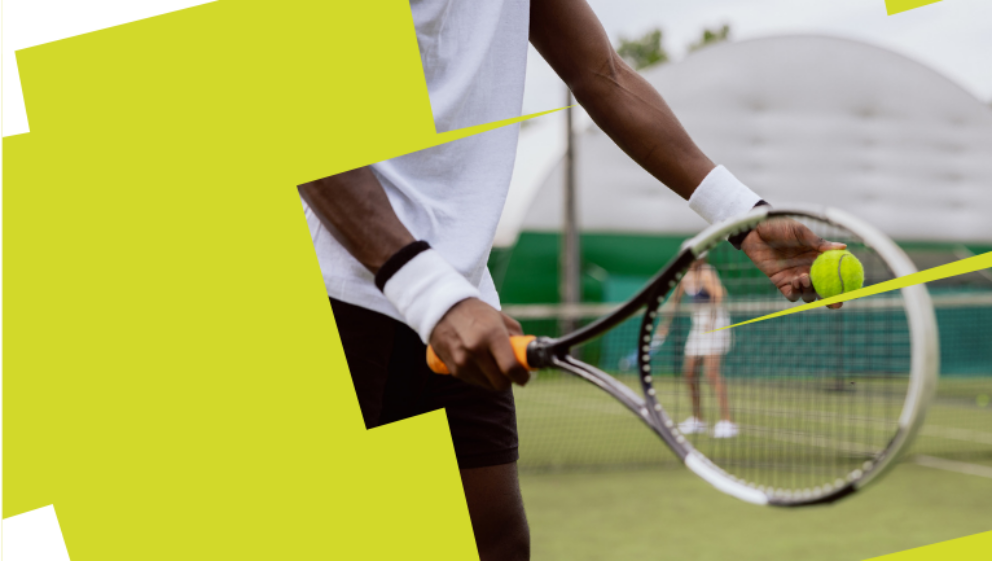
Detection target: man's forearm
<box><xmin>530</xmin><ymin>0</ymin><xmax>714</xmax><ymax>199</ymax></box>
<box><xmin>571</xmin><ymin>54</ymin><xmax>714</xmax><ymax>199</ymax></box>
<box><xmin>301</xmin><ymin>168</ymin><xmax>491</xmax><ymax>346</ymax></box>
<box><xmin>298</xmin><ymin>167</ymin><xmax>415</xmax><ymax>274</ymax></box>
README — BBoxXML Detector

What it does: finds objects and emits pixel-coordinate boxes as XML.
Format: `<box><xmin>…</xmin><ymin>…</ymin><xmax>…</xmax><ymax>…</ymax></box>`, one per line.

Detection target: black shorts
<box><xmin>330</xmin><ymin>297</ymin><xmax>519</xmax><ymax>469</ymax></box>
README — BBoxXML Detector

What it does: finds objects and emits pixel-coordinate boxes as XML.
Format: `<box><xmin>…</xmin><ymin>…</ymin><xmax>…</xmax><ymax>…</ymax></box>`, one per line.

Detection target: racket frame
<box><xmin>522</xmin><ymin>205</ymin><xmax>938</xmax><ymax>507</ymax></box>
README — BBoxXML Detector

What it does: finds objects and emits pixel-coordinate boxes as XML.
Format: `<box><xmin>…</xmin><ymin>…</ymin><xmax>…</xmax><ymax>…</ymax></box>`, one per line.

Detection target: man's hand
<box><xmin>429</xmin><ymin>298</ymin><xmax>532</xmax><ymax>392</ymax></box>
<box><xmin>741</xmin><ymin>218</ymin><xmax>847</xmax><ymax>309</ymax></box>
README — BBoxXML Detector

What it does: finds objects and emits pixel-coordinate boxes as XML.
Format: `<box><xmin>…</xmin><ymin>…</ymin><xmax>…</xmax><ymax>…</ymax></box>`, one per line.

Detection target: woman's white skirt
<box><xmin>684</xmin><ymin>306</ymin><xmax>732</xmax><ymax>357</ymax></box>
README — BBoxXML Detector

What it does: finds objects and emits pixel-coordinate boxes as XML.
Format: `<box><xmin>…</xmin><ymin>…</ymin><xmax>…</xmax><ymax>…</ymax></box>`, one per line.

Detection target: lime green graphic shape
<box><xmin>886</xmin><ymin>0</ymin><xmax>942</xmax><ymax>15</ymax></box>
<box><xmin>710</xmin><ymin>252</ymin><xmax>992</xmax><ymax>333</ymax></box>
<box><xmin>864</xmin><ymin>529</ymin><xmax>992</xmax><ymax>559</ymax></box>
<box><xmin>4</xmin><ymin>1</ymin><xmax>558</xmax><ymax>559</ymax></box>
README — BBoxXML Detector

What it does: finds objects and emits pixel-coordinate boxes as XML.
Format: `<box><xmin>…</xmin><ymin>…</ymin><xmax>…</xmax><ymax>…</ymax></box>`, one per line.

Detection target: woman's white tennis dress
<box><xmin>683</xmin><ymin>271</ymin><xmax>733</xmax><ymax>357</ymax></box>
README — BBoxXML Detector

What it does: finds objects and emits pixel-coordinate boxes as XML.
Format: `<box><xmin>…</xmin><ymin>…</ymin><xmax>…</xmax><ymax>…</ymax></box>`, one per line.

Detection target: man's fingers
<box><xmin>790</xmin><ymin>277</ymin><xmax>809</xmax><ymax>302</ymax></box>
<box><xmin>798</xmin><ymin>223</ymin><xmax>847</xmax><ymax>253</ymax></box>
<box><xmin>797</xmin><ymin>224</ymin><xmax>828</xmax><ymax>249</ymax></box>
<box><xmin>438</xmin><ymin>340</ymin><xmax>506</xmax><ymax>392</ymax></box>
<box><xmin>475</xmin><ymin>351</ymin><xmax>511</xmax><ymax>392</ymax></box>
<box><xmin>498</xmin><ymin>314</ymin><xmax>531</xmax><ymax>384</ymax></box>
<box><xmin>439</xmin><ymin>346</ymin><xmax>493</xmax><ymax>391</ymax></box>
<box><xmin>780</xmin><ymin>282</ymin><xmax>800</xmax><ymax>302</ymax></box>
<box><xmin>490</xmin><ymin>336</ymin><xmax>531</xmax><ymax>386</ymax></box>
<box><xmin>798</xmin><ymin>273</ymin><xmax>818</xmax><ymax>303</ymax></box>
<box><xmin>428</xmin><ymin>299</ymin><xmax>524</xmax><ymax>391</ymax></box>
<box><xmin>501</xmin><ymin>313</ymin><xmax>524</xmax><ymax>336</ymax></box>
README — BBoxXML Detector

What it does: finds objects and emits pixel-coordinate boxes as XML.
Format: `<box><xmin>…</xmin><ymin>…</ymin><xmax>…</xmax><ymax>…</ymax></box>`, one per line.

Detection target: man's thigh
<box><xmin>332</xmin><ymin>297</ymin><xmax>520</xmax><ymax>466</ymax></box>
<box><xmin>329</xmin><ymin>297</ymin><xmax>400</xmax><ymax>428</ymax></box>
<box><xmin>421</xmin><ymin>368</ymin><xmax>519</xmax><ymax>469</ymax></box>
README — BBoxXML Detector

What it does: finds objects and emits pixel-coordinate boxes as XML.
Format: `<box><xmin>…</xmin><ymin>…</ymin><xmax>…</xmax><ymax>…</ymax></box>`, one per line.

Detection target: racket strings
<box><xmin>645</xmin><ymin>216</ymin><xmax>911</xmax><ymax>496</ymax></box>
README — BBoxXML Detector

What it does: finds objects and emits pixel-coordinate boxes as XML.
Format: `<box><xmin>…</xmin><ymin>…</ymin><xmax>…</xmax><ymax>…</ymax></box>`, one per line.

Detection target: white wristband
<box><xmin>382</xmin><ymin>249</ymin><xmax>482</xmax><ymax>343</ymax></box>
<box><xmin>688</xmin><ymin>165</ymin><xmax>762</xmax><ymax>225</ymax></box>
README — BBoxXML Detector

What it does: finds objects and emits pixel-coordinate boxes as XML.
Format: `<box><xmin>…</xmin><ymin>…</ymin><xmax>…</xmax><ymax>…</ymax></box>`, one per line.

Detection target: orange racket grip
<box><xmin>427</xmin><ymin>335</ymin><xmax>537</xmax><ymax>375</ymax></box>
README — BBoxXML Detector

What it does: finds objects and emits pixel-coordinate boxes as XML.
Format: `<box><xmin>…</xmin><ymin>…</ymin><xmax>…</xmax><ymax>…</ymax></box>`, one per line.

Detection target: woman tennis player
<box><xmin>658</xmin><ymin>258</ymin><xmax>738</xmax><ymax>439</ymax></box>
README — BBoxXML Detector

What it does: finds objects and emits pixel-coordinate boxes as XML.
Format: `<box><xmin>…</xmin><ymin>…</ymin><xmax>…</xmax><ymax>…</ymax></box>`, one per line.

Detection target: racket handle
<box><xmin>427</xmin><ymin>335</ymin><xmax>537</xmax><ymax>375</ymax></box>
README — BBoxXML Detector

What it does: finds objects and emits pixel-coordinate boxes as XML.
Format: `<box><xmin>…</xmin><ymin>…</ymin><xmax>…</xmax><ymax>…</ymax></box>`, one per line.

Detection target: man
<box><xmin>299</xmin><ymin>1</ymin><xmax>840</xmax><ymax>559</ymax></box>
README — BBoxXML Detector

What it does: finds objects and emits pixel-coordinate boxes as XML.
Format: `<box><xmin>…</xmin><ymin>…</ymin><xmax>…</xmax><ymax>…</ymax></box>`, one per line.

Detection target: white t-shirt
<box><xmin>303</xmin><ymin>0</ymin><xmax>531</xmax><ymax>323</ymax></box>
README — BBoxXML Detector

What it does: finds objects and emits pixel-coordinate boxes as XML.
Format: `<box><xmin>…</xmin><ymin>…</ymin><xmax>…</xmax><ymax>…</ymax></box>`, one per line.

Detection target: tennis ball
<box><xmin>810</xmin><ymin>250</ymin><xmax>864</xmax><ymax>299</ymax></box>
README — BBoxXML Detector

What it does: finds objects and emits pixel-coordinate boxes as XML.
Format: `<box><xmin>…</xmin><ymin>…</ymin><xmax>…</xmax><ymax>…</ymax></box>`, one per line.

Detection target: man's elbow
<box><xmin>300</xmin><ymin>166</ymin><xmax>368</xmax><ymax>195</ymax></box>
<box><xmin>569</xmin><ymin>50</ymin><xmax>630</xmax><ymax>101</ymax></box>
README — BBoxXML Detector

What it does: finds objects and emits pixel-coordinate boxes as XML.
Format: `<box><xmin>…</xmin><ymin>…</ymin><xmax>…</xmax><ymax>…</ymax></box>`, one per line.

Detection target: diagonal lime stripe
<box><xmin>886</xmin><ymin>0</ymin><xmax>942</xmax><ymax>15</ymax></box>
<box><xmin>709</xmin><ymin>251</ymin><xmax>992</xmax><ymax>333</ymax></box>
<box><xmin>434</xmin><ymin>106</ymin><xmax>568</xmax><ymax>145</ymax></box>
<box><xmin>864</xmin><ymin>529</ymin><xmax>992</xmax><ymax>559</ymax></box>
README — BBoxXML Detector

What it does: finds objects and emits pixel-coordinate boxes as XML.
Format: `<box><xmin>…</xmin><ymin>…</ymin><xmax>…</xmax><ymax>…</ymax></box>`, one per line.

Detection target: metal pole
<box><xmin>561</xmin><ymin>89</ymin><xmax>580</xmax><ymax>335</ymax></box>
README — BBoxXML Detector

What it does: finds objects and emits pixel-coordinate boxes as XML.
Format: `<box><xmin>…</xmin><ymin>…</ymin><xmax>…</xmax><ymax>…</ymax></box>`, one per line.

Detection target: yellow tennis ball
<box><xmin>810</xmin><ymin>250</ymin><xmax>864</xmax><ymax>299</ymax></box>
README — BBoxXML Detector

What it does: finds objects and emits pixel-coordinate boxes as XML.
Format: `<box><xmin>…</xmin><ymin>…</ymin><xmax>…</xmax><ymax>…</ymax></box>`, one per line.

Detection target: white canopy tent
<box><xmin>495</xmin><ymin>35</ymin><xmax>992</xmax><ymax>248</ymax></box>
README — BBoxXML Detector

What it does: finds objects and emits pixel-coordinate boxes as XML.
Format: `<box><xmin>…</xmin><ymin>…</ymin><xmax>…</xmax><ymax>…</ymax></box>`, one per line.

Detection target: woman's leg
<box><xmin>683</xmin><ymin>355</ymin><xmax>702</xmax><ymax>419</ymax></box>
<box><xmin>703</xmin><ymin>354</ymin><xmax>731</xmax><ymax>422</ymax></box>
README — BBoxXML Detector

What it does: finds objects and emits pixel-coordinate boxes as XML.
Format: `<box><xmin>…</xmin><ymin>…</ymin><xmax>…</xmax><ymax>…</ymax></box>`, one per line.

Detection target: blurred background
<box><xmin>502</xmin><ymin>2</ymin><xmax>992</xmax><ymax>559</ymax></box>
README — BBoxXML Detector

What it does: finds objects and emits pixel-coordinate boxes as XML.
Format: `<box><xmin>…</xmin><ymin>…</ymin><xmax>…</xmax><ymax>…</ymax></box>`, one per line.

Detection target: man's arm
<box><xmin>530</xmin><ymin>0</ymin><xmax>714</xmax><ymax>199</ymax></box>
<box><xmin>299</xmin><ymin>168</ymin><xmax>415</xmax><ymax>273</ymax></box>
<box><xmin>530</xmin><ymin>0</ymin><xmax>841</xmax><ymax>305</ymax></box>
<box><xmin>299</xmin><ymin>170</ymin><xmax>530</xmax><ymax>390</ymax></box>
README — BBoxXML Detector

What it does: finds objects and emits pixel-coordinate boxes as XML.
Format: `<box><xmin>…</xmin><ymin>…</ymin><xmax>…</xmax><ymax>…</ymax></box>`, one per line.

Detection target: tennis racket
<box><xmin>617</xmin><ymin>324</ymin><xmax>668</xmax><ymax>372</ymax></box>
<box><xmin>429</xmin><ymin>206</ymin><xmax>938</xmax><ymax>507</ymax></box>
